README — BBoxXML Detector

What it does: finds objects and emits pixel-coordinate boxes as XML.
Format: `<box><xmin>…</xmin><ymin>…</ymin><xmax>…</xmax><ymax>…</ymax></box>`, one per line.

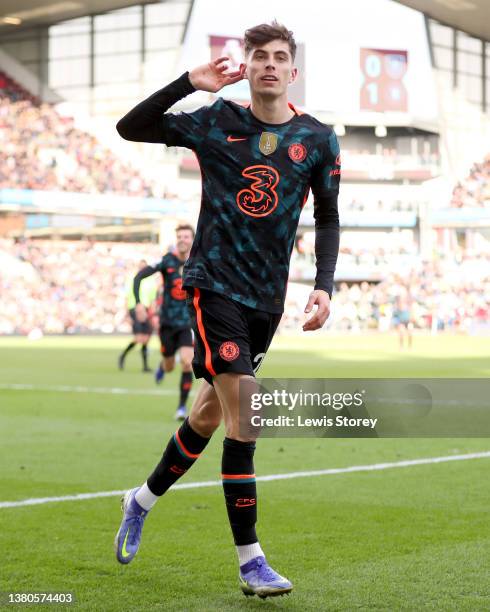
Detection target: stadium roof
<box><xmin>0</xmin><ymin>1</ymin><xmax>158</xmax><ymax>30</ymax></box>
<box><xmin>394</xmin><ymin>0</ymin><xmax>490</xmax><ymax>41</ymax></box>
<box><xmin>1</xmin><ymin>0</ymin><xmax>489</xmax><ymax>41</ymax></box>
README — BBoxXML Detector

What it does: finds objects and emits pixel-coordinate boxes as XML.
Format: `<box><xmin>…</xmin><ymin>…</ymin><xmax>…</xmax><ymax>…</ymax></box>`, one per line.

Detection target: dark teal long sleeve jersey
<box><xmin>117</xmin><ymin>72</ymin><xmax>340</xmax><ymax>314</ymax></box>
<box><xmin>133</xmin><ymin>251</ymin><xmax>190</xmax><ymax>329</ymax></box>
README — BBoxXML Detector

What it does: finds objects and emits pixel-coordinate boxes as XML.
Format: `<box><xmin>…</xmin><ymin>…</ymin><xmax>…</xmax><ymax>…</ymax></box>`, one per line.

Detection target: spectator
<box><xmin>0</xmin><ymin>92</ymin><xmax>157</xmax><ymax>196</ymax></box>
<box><xmin>450</xmin><ymin>154</ymin><xmax>490</xmax><ymax>208</ymax></box>
<box><xmin>0</xmin><ymin>238</ymin><xmax>162</xmax><ymax>335</ymax></box>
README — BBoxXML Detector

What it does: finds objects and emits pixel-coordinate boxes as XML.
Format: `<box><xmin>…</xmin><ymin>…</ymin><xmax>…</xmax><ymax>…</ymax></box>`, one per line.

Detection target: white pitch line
<box><xmin>1</xmin><ymin>451</ymin><xmax>489</xmax><ymax>510</ymax></box>
<box><xmin>0</xmin><ymin>383</ymin><xmax>180</xmax><ymax>396</ymax></box>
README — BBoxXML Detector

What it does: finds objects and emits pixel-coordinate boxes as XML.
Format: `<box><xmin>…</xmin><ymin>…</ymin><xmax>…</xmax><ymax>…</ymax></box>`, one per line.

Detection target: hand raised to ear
<box><xmin>189</xmin><ymin>56</ymin><xmax>245</xmax><ymax>93</ymax></box>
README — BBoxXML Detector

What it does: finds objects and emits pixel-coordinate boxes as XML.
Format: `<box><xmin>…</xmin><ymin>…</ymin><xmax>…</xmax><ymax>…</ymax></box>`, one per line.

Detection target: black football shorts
<box><xmin>129</xmin><ymin>308</ymin><xmax>152</xmax><ymax>335</ymax></box>
<box><xmin>186</xmin><ymin>288</ymin><xmax>282</xmax><ymax>385</ymax></box>
<box><xmin>159</xmin><ymin>325</ymin><xmax>194</xmax><ymax>357</ymax></box>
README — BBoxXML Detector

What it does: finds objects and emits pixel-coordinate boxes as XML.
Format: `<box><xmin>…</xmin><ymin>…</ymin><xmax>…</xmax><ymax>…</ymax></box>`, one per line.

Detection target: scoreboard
<box><xmin>360</xmin><ymin>49</ymin><xmax>408</xmax><ymax>112</ymax></box>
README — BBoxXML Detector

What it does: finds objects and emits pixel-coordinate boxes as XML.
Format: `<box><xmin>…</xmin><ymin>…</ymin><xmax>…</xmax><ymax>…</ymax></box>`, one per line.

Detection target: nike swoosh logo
<box><xmin>121</xmin><ymin>529</ymin><xmax>131</xmax><ymax>558</ymax></box>
<box><xmin>227</xmin><ymin>136</ymin><xmax>247</xmax><ymax>142</ymax></box>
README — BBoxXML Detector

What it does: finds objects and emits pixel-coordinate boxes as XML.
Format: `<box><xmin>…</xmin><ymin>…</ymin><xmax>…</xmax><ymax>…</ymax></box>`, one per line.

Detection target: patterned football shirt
<box><xmin>118</xmin><ymin>73</ymin><xmax>340</xmax><ymax>314</ymax></box>
<box><xmin>134</xmin><ymin>251</ymin><xmax>190</xmax><ymax>328</ymax></box>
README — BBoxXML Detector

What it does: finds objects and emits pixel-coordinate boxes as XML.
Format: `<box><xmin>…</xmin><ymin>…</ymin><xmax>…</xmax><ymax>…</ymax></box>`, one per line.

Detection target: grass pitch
<box><xmin>1</xmin><ymin>333</ymin><xmax>489</xmax><ymax>611</ymax></box>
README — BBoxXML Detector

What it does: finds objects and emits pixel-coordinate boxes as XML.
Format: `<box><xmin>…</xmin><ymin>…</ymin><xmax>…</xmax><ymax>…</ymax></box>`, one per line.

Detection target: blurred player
<box><xmin>133</xmin><ymin>224</ymin><xmax>195</xmax><ymax>420</ymax></box>
<box><xmin>118</xmin><ymin>259</ymin><xmax>156</xmax><ymax>372</ymax></box>
<box><xmin>393</xmin><ymin>291</ymin><xmax>414</xmax><ymax>349</ymax></box>
<box><xmin>114</xmin><ymin>21</ymin><xmax>340</xmax><ymax>598</ymax></box>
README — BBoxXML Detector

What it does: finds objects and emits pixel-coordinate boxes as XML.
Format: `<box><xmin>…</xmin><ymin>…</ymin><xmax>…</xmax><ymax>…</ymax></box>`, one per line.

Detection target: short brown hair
<box><xmin>244</xmin><ymin>20</ymin><xmax>296</xmax><ymax>62</ymax></box>
<box><xmin>175</xmin><ymin>223</ymin><xmax>195</xmax><ymax>237</ymax></box>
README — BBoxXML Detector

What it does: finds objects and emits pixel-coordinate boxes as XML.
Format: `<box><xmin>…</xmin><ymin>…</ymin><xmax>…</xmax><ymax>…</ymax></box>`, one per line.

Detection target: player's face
<box><xmin>243</xmin><ymin>40</ymin><xmax>297</xmax><ymax>98</ymax></box>
<box><xmin>176</xmin><ymin>229</ymin><xmax>193</xmax><ymax>255</ymax></box>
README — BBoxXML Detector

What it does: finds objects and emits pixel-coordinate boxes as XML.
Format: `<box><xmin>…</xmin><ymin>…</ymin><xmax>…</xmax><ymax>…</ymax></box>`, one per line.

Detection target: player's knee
<box><xmin>223</xmin><ymin>421</ymin><xmax>257</xmax><ymax>443</ymax></box>
<box><xmin>181</xmin><ymin>360</ymin><xmax>193</xmax><ymax>372</ymax></box>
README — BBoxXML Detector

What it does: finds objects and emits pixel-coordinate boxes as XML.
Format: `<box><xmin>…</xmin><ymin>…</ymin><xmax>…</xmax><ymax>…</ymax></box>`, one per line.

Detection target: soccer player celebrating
<box><xmin>114</xmin><ymin>21</ymin><xmax>340</xmax><ymax>599</ymax></box>
<box><xmin>118</xmin><ymin>259</ymin><xmax>156</xmax><ymax>372</ymax></box>
<box><xmin>133</xmin><ymin>224</ymin><xmax>195</xmax><ymax>420</ymax></box>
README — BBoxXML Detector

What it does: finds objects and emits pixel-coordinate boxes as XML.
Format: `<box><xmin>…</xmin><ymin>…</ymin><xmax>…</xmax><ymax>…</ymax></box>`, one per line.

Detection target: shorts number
<box><xmin>252</xmin><ymin>352</ymin><xmax>265</xmax><ymax>374</ymax></box>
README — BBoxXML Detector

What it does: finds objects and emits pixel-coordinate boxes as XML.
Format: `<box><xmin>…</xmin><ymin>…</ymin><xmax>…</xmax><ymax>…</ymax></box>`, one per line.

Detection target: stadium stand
<box><xmin>284</xmin><ymin>252</ymin><xmax>490</xmax><ymax>334</ymax></box>
<box><xmin>0</xmin><ymin>239</ymin><xmax>161</xmax><ymax>335</ymax></box>
<box><xmin>450</xmin><ymin>154</ymin><xmax>490</xmax><ymax>208</ymax></box>
<box><xmin>0</xmin><ymin>70</ymin><xmax>38</xmax><ymax>104</ymax></box>
<box><xmin>0</xmin><ymin>77</ymin><xmax>156</xmax><ymax>196</ymax></box>
<box><xmin>343</xmin><ymin>198</ymin><xmax>418</xmax><ymax>212</ymax></box>
<box><xmin>2</xmin><ymin>239</ymin><xmax>488</xmax><ymax>336</ymax></box>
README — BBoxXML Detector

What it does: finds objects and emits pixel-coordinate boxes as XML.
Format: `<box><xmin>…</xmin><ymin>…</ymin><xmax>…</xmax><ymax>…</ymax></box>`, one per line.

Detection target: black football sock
<box><xmin>121</xmin><ymin>341</ymin><xmax>136</xmax><ymax>360</ymax></box>
<box><xmin>147</xmin><ymin>417</ymin><xmax>210</xmax><ymax>495</ymax></box>
<box><xmin>141</xmin><ymin>344</ymin><xmax>149</xmax><ymax>369</ymax></box>
<box><xmin>179</xmin><ymin>372</ymin><xmax>193</xmax><ymax>407</ymax></box>
<box><xmin>222</xmin><ymin>437</ymin><xmax>258</xmax><ymax>545</ymax></box>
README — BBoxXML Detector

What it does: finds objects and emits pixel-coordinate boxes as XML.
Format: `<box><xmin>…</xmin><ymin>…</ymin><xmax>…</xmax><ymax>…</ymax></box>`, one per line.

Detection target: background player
<box><xmin>393</xmin><ymin>290</ymin><xmax>414</xmax><ymax>349</ymax></box>
<box><xmin>133</xmin><ymin>224</ymin><xmax>195</xmax><ymax>420</ymax></box>
<box><xmin>118</xmin><ymin>259</ymin><xmax>157</xmax><ymax>372</ymax></box>
<box><xmin>114</xmin><ymin>21</ymin><xmax>340</xmax><ymax>599</ymax></box>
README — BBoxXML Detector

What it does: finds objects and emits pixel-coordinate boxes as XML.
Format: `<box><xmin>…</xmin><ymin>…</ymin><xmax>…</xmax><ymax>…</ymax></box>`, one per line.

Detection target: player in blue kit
<box><xmin>114</xmin><ymin>21</ymin><xmax>340</xmax><ymax>599</ymax></box>
<box><xmin>133</xmin><ymin>224</ymin><xmax>195</xmax><ymax>420</ymax></box>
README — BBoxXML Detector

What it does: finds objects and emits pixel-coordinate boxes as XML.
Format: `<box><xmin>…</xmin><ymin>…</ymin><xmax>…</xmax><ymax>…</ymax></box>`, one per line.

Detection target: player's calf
<box><xmin>146</xmin><ymin>417</ymin><xmax>211</xmax><ymax>495</ymax></box>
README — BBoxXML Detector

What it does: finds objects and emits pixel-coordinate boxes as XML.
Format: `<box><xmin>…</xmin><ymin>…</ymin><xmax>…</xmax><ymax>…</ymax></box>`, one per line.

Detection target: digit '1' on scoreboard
<box><xmin>360</xmin><ymin>48</ymin><xmax>408</xmax><ymax>112</ymax></box>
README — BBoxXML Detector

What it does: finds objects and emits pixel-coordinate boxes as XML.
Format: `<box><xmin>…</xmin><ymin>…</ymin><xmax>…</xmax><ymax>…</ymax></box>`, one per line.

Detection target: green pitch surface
<box><xmin>1</xmin><ymin>334</ymin><xmax>490</xmax><ymax>611</ymax></box>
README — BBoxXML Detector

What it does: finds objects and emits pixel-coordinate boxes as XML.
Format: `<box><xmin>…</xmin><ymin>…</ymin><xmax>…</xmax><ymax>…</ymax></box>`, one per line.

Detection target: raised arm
<box><xmin>116</xmin><ymin>73</ymin><xmax>195</xmax><ymax>143</ymax></box>
<box><xmin>116</xmin><ymin>57</ymin><xmax>244</xmax><ymax>144</ymax></box>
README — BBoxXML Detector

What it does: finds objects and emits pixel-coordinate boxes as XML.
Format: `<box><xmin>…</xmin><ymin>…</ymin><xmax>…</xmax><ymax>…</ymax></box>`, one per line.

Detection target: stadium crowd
<box><xmin>1</xmin><ymin>239</ymin><xmax>488</xmax><ymax>336</ymax></box>
<box><xmin>328</xmin><ymin>256</ymin><xmax>490</xmax><ymax>333</ymax></box>
<box><xmin>450</xmin><ymin>153</ymin><xmax>490</xmax><ymax>208</ymax></box>
<box><xmin>0</xmin><ymin>239</ymin><xmax>161</xmax><ymax>335</ymax></box>
<box><xmin>0</xmin><ymin>72</ymin><xmax>487</xmax><ymax>337</ymax></box>
<box><xmin>0</xmin><ymin>83</ymin><xmax>157</xmax><ymax>196</ymax></box>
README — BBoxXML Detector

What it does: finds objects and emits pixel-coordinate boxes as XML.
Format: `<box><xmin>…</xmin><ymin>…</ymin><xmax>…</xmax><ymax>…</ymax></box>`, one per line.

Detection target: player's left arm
<box><xmin>303</xmin><ymin>129</ymin><xmax>341</xmax><ymax>332</ymax></box>
<box><xmin>133</xmin><ymin>263</ymin><xmax>161</xmax><ymax>321</ymax></box>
